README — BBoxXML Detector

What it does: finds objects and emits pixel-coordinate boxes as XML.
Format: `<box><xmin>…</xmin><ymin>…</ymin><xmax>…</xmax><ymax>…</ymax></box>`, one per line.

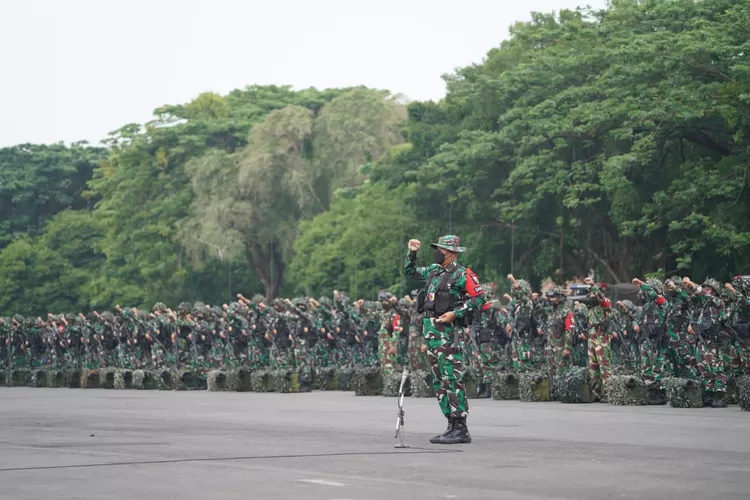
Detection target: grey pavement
<box><xmin>0</xmin><ymin>388</ymin><xmax>748</xmax><ymax>500</ymax></box>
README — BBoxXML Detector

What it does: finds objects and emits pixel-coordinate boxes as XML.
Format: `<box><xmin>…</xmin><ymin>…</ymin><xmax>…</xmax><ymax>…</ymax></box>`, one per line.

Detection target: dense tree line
<box><xmin>1</xmin><ymin>0</ymin><xmax>748</xmax><ymax>316</ymax></box>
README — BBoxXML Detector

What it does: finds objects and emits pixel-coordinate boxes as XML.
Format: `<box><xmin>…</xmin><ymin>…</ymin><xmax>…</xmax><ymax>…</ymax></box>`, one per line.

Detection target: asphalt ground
<box><xmin>0</xmin><ymin>388</ymin><xmax>747</xmax><ymax>500</ymax></box>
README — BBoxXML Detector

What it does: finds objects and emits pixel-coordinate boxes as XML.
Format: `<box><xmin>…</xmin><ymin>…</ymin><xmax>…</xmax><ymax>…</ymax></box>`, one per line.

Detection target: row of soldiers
<box><xmin>0</xmin><ymin>291</ymin><xmax>428</xmax><ymax>392</ymax></box>
<box><xmin>464</xmin><ymin>274</ymin><xmax>750</xmax><ymax>408</ymax></box>
<box><xmin>3</xmin><ymin>275</ymin><xmax>749</xmax><ymax>406</ymax></box>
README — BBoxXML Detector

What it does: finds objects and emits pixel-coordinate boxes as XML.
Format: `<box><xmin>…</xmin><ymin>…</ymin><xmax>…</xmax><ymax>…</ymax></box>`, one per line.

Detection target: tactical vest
<box><xmin>421</xmin><ymin>268</ymin><xmax>457</xmax><ymax>315</ymax></box>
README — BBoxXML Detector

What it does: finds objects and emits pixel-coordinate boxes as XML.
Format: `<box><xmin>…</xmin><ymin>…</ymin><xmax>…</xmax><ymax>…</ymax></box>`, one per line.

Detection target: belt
<box><xmin>424</xmin><ymin>310</ymin><xmax>437</xmax><ymax>318</ymax></box>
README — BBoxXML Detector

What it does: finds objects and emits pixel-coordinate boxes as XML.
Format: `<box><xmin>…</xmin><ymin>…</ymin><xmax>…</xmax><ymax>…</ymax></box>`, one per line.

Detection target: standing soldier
<box><xmin>405</xmin><ymin>235</ymin><xmax>486</xmax><ymax>445</ymax></box>
<box><xmin>586</xmin><ymin>282</ymin><xmax>613</xmax><ymax>402</ymax></box>
<box><xmin>506</xmin><ymin>275</ymin><xmax>535</xmax><ymax>372</ymax></box>
<box><xmin>684</xmin><ymin>278</ymin><xmax>729</xmax><ymax>407</ymax></box>
<box><xmin>545</xmin><ymin>286</ymin><xmax>574</xmax><ymax>379</ymax></box>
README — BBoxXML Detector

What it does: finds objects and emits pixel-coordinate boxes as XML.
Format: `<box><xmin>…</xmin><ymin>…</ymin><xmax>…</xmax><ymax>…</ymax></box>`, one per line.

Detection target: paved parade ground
<box><xmin>0</xmin><ymin>389</ymin><xmax>747</xmax><ymax>500</ymax></box>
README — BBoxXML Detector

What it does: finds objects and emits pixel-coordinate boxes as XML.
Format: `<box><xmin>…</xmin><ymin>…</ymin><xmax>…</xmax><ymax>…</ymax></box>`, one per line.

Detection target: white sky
<box><xmin>0</xmin><ymin>0</ymin><xmax>606</xmax><ymax>147</ymax></box>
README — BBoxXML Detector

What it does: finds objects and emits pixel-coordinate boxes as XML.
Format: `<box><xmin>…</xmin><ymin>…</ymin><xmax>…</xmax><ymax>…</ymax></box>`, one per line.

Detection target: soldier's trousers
<box><xmin>667</xmin><ymin>330</ymin><xmax>697</xmax><ymax>379</ymax></box>
<box><xmin>293</xmin><ymin>343</ymin><xmax>312</xmax><ymax>383</ymax></box>
<box><xmin>587</xmin><ymin>330</ymin><xmax>612</xmax><ymax>397</ymax></box>
<box><xmin>407</xmin><ymin>325</ymin><xmax>427</xmax><ymax>371</ymax></box>
<box><xmin>378</xmin><ymin>332</ymin><xmax>393</xmax><ymax>376</ymax></box>
<box><xmin>546</xmin><ymin>332</ymin><xmax>571</xmax><ymax>378</ymax></box>
<box><xmin>423</xmin><ymin>318</ymin><xmax>469</xmax><ymax>419</ymax></box>
<box><xmin>511</xmin><ymin>336</ymin><xmax>533</xmax><ymax>372</ymax></box>
<box><xmin>695</xmin><ymin>340</ymin><xmax>730</xmax><ymax>393</ymax></box>
<box><xmin>728</xmin><ymin>341</ymin><xmax>748</xmax><ymax>377</ymax></box>
<box><xmin>640</xmin><ymin>338</ymin><xmax>671</xmax><ymax>387</ymax></box>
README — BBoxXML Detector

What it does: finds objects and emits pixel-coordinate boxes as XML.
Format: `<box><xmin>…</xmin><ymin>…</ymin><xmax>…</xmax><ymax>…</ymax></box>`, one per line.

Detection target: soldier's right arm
<box><xmin>404</xmin><ymin>248</ymin><xmax>435</xmax><ymax>281</ymax></box>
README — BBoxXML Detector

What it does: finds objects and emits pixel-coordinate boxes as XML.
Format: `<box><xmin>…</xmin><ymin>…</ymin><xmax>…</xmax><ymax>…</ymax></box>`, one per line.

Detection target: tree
<box><xmin>182</xmin><ymin>89</ymin><xmax>407</xmax><ymax>299</ymax></box>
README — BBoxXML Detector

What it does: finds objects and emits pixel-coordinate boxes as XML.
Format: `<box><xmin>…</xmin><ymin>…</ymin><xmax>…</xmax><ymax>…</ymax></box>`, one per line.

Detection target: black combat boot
<box><xmin>710</xmin><ymin>391</ymin><xmax>727</xmax><ymax>408</ymax></box>
<box><xmin>429</xmin><ymin>417</ymin><xmax>455</xmax><ymax>444</ymax></box>
<box><xmin>437</xmin><ymin>417</ymin><xmax>472</xmax><ymax>444</ymax></box>
<box><xmin>702</xmin><ymin>390</ymin><xmax>714</xmax><ymax>407</ymax></box>
<box><xmin>299</xmin><ymin>380</ymin><xmax>312</xmax><ymax>393</ymax></box>
<box><xmin>477</xmin><ymin>382</ymin><xmax>491</xmax><ymax>399</ymax></box>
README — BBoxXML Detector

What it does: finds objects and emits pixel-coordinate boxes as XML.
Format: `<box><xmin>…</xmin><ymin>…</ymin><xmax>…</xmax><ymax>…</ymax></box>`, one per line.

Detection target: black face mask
<box><xmin>435</xmin><ymin>248</ymin><xmax>445</xmax><ymax>265</ymax></box>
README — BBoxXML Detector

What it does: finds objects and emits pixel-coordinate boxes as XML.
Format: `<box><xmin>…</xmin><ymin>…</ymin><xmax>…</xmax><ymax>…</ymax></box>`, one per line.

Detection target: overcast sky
<box><xmin>0</xmin><ymin>0</ymin><xmax>606</xmax><ymax>147</ymax></box>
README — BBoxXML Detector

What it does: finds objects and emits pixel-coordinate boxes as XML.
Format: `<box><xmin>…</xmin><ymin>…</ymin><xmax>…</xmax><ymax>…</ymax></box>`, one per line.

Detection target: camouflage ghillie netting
<box><xmin>491</xmin><ymin>371</ymin><xmax>520</xmax><ymax>400</ymax></box>
<box><xmin>272</xmin><ymin>369</ymin><xmax>300</xmax><ymax>393</ymax></box>
<box><xmin>605</xmin><ymin>375</ymin><xmax>648</xmax><ymax>405</ymax></box>
<box><xmin>30</xmin><ymin>369</ymin><xmax>46</xmax><ymax>388</ymax></box>
<box><xmin>157</xmin><ymin>369</ymin><xmax>174</xmax><ymax>390</ymax></box>
<box><xmin>663</xmin><ymin>377</ymin><xmax>704</xmax><ymax>408</ymax></box>
<box><xmin>314</xmin><ymin>367</ymin><xmax>338</xmax><ymax>390</ymax></box>
<box><xmin>207</xmin><ymin>370</ymin><xmax>230</xmax><ymax>391</ymax></box>
<box><xmin>737</xmin><ymin>375</ymin><xmax>750</xmax><ymax>411</ymax></box>
<box><xmin>99</xmin><ymin>368</ymin><xmax>116</xmax><ymax>389</ymax></box>
<box><xmin>132</xmin><ymin>370</ymin><xmax>158</xmax><ymax>390</ymax></box>
<box><xmin>114</xmin><ymin>369</ymin><xmax>133</xmax><ymax>390</ymax></box>
<box><xmin>250</xmin><ymin>370</ymin><xmax>274</xmax><ymax>392</ymax></box>
<box><xmin>173</xmin><ymin>370</ymin><xmax>206</xmax><ymax>391</ymax></box>
<box><xmin>553</xmin><ymin>367</ymin><xmax>594</xmax><ymax>403</ymax></box>
<box><xmin>519</xmin><ymin>372</ymin><xmax>551</xmax><ymax>402</ymax></box>
<box><xmin>227</xmin><ymin>368</ymin><xmax>252</xmax><ymax>391</ymax></box>
<box><xmin>353</xmin><ymin>367</ymin><xmax>382</xmax><ymax>396</ymax></box>
<box><xmin>410</xmin><ymin>370</ymin><xmax>435</xmax><ymax>398</ymax></box>
<box><xmin>335</xmin><ymin>367</ymin><xmax>355</xmax><ymax>391</ymax></box>
<box><xmin>382</xmin><ymin>371</ymin><xmax>411</xmax><ymax>397</ymax></box>
<box><xmin>80</xmin><ymin>370</ymin><xmax>101</xmax><ymax>389</ymax></box>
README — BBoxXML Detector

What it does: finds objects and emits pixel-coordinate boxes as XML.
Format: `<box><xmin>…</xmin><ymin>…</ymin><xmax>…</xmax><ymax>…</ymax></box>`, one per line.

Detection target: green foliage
<box><xmin>0</xmin><ymin>143</ymin><xmax>106</xmax><ymax>248</ymax></box>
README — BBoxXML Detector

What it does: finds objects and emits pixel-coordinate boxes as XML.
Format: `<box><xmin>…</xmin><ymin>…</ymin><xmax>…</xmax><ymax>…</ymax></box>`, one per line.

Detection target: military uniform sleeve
<box><xmin>452</xmin><ymin>268</ymin><xmax>486</xmax><ymax>319</ymax></box>
<box><xmin>404</xmin><ymin>250</ymin><xmax>433</xmax><ymax>281</ymax></box>
<box><xmin>563</xmin><ymin>311</ymin><xmax>575</xmax><ymax>350</ymax></box>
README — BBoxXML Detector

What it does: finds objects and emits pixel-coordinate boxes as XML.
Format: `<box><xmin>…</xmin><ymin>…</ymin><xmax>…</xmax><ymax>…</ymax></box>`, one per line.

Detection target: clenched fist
<box><xmin>408</xmin><ymin>239</ymin><xmax>421</xmax><ymax>252</ymax></box>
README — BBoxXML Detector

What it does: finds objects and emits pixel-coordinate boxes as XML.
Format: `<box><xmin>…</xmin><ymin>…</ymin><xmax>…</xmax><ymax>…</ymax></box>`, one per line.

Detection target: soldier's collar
<box><xmin>439</xmin><ymin>261</ymin><xmax>457</xmax><ymax>273</ymax></box>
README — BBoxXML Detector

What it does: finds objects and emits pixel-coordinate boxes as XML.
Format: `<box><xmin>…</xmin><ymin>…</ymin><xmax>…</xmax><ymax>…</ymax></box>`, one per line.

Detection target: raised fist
<box><xmin>408</xmin><ymin>239</ymin><xmax>421</xmax><ymax>252</ymax></box>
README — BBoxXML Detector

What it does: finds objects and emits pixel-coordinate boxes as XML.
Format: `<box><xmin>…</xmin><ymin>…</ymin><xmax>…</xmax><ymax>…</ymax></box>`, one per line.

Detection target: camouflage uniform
<box><xmin>586</xmin><ymin>284</ymin><xmax>613</xmax><ymax>400</ymax></box>
<box><xmin>508</xmin><ymin>280</ymin><xmax>535</xmax><ymax>372</ymax></box>
<box><xmin>545</xmin><ymin>287</ymin><xmax>574</xmax><ymax>378</ymax></box>
<box><xmin>612</xmin><ymin>300</ymin><xmax>640</xmax><ymax>374</ymax></box>
<box><xmin>693</xmin><ymin>279</ymin><xmax>730</xmax><ymax>406</ymax></box>
<box><xmin>635</xmin><ymin>280</ymin><xmax>671</xmax><ymax>389</ymax></box>
<box><xmin>405</xmin><ymin>235</ymin><xmax>485</xmax><ymax>444</ymax></box>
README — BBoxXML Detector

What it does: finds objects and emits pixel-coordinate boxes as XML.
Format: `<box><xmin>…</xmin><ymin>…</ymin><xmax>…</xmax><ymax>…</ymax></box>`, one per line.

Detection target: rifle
<box><xmin>394</xmin><ymin>367</ymin><xmax>410</xmax><ymax>449</ymax></box>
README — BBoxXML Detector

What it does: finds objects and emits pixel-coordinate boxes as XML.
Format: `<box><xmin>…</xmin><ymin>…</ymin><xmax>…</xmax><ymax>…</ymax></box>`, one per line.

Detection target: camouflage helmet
<box><xmin>619</xmin><ymin>299</ymin><xmax>637</xmax><ymax>313</ymax></box>
<box><xmin>293</xmin><ymin>297</ymin><xmax>308</xmax><ymax>308</ymax></box>
<box><xmin>152</xmin><ymin>302</ymin><xmax>168</xmax><ymax>313</ymax></box>
<box><xmin>318</xmin><ymin>296</ymin><xmax>333</xmax><ymax>308</ymax></box>
<box><xmin>378</xmin><ymin>290</ymin><xmax>393</xmax><ymax>301</ymax></box>
<box><xmin>703</xmin><ymin>278</ymin><xmax>721</xmax><ymax>293</ymax></box>
<box><xmin>398</xmin><ymin>298</ymin><xmax>410</xmax><ymax>308</ymax></box>
<box><xmin>732</xmin><ymin>275</ymin><xmax>750</xmax><ymax>295</ymax></box>
<box><xmin>512</xmin><ymin>279</ymin><xmax>532</xmax><ymax>296</ymax></box>
<box><xmin>12</xmin><ymin>314</ymin><xmax>25</xmax><ymax>324</ymax></box>
<box><xmin>251</xmin><ymin>294</ymin><xmax>265</xmax><ymax>304</ymax></box>
<box><xmin>646</xmin><ymin>278</ymin><xmax>664</xmax><ymax>296</ymax></box>
<box><xmin>177</xmin><ymin>302</ymin><xmax>192</xmax><ymax>314</ymax></box>
<box><xmin>546</xmin><ymin>286</ymin><xmax>567</xmax><ymax>298</ymax></box>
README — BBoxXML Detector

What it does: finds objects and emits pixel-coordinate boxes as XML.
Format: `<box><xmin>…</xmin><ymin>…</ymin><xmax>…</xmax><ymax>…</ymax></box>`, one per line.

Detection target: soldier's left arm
<box><xmin>452</xmin><ymin>268</ymin><xmax>486</xmax><ymax>319</ymax></box>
